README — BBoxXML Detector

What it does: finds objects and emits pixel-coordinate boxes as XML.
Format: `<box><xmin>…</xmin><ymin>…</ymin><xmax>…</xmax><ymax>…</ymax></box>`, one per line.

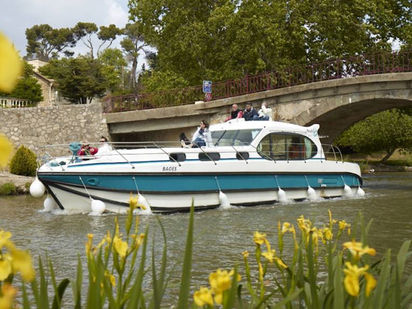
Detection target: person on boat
<box><xmin>97</xmin><ymin>136</ymin><xmax>112</xmax><ymax>155</ymax></box>
<box><xmin>78</xmin><ymin>143</ymin><xmax>98</xmax><ymax>156</ymax></box>
<box><xmin>288</xmin><ymin>136</ymin><xmax>305</xmax><ymax>160</ymax></box>
<box><xmin>179</xmin><ymin>132</ymin><xmax>191</xmax><ymax>148</ymax></box>
<box><xmin>243</xmin><ymin>103</ymin><xmax>259</xmax><ymax>121</ymax></box>
<box><xmin>253</xmin><ymin>102</ymin><xmax>272</xmax><ymax>121</ymax></box>
<box><xmin>225</xmin><ymin>104</ymin><xmax>243</xmax><ymax>121</ymax></box>
<box><xmin>191</xmin><ymin>120</ymin><xmax>212</xmax><ymax>147</ymax></box>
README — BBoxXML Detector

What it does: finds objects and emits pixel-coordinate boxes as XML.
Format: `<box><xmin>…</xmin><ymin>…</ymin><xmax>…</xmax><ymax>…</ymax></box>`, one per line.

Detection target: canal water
<box><xmin>1</xmin><ymin>172</ymin><xmax>411</xmax><ymax>304</ymax></box>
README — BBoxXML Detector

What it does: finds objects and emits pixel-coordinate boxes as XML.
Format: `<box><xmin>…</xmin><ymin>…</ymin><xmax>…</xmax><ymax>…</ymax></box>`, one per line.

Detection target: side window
<box><xmin>199</xmin><ymin>152</ymin><xmax>221</xmax><ymax>161</ymax></box>
<box><xmin>257</xmin><ymin>133</ymin><xmax>317</xmax><ymax>160</ymax></box>
<box><xmin>169</xmin><ymin>153</ymin><xmax>186</xmax><ymax>162</ymax></box>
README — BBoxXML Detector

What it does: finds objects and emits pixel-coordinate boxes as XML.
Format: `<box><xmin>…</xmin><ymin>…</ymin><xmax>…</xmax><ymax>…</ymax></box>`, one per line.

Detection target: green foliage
<box><xmin>0</xmin><ymin>62</ymin><xmax>43</xmax><ymax>103</ymax></box>
<box><xmin>120</xmin><ymin>23</ymin><xmax>146</xmax><ymax>90</ymax></box>
<box><xmin>337</xmin><ymin>109</ymin><xmax>412</xmax><ymax>162</ymax></box>
<box><xmin>9</xmin><ymin>145</ymin><xmax>37</xmax><ymax>176</ymax></box>
<box><xmin>25</xmin><ymin>24</ymin><xmax>76</xmax><ymax>60</ymax></box>
<box><xmin>98</xmin><ymin>48</ymin><xmax>127</xmax><ymax>93</ymax></box>
<box><xmin>129</xmin><ymin>0</ymin><xmax>411</xmax><ymax>91</ymax></box>
<box><xmin>0</xmin><ymin>182</ymin><xmax>17</xmax><ymax>195</ymax></box>
<box><xmin>39</xmin><ymin>57</ymin><xmax>106</xmax><ymax>104</ymax></box>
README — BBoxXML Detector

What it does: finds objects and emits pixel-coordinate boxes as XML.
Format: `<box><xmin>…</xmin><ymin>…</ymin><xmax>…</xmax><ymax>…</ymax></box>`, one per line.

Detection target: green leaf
<box><xmin>52</xmin><ymin>279</ymin><xmax>70</xmax><ymax>309</ymax></box>
<box><xmin>176</xmin><ymin>203</ymin><xmax>194</xmax><ymax>309</ymax></box>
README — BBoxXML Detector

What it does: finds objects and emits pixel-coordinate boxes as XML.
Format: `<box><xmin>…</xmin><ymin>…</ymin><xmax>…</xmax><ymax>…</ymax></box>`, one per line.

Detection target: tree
<box><xmin>0</xmin><ymin>62</ymin><xmax>43</xmax><ymax>103</ymax></box>
<box><xmin>73</xmin><ymin>22</ymin><xmax>122</xmax><ymax>58</ymax></box>
<box><xmin>39</xmin><ymin>57</ymin><xmax>106</xmax><ymax>104</ymax></box>
<box><xmin>121</xmin><ymin>23</ymin><xmax>146</xmax><ymax>90</ymax></box>
<box><xmin>72</xmin><ymin>22</ymin><xmax>99</xmax><ymax>58</ymax></box>
<box><xmin>99</xmin><ymin>48</ymin><xmax>127</xmax><ymax>93</ymax></box>
<box><xmin>337</xmin><ymin>109</ymin><xmax>412</xmax><ymax>162</ymax></box>
<box><xmin>128</xmin><ymin>0</ymin><xmax>412</xmax><ymax>92</ymax></box>
<box><xmin>25</xmin><ymin>24</ymin><xmax>76</xmax><ymax>60</ymax></box>
<box><xmin>97</xmin><ymin>24</ymin><xmax>123</xmax><ymax>55</ymax></box>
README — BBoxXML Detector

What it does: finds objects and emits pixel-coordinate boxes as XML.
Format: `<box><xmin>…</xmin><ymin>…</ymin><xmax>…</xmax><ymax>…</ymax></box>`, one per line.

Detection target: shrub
<box><xmin>0</xmin><ymin>182</ymin><xmax>17</xmax><ymax>195</ymax></box>
<box><xmin>9</xmin><ymin>145</ymin><xmax>37</xmax><ymax>176</ymax></box>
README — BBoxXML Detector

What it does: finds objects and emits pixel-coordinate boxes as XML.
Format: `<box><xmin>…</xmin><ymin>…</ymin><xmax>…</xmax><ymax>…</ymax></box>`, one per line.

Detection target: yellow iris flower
<box><xmin>343</xmin><ymin>262</ymin><xmax>368</xmax><ymax>296</ymax></box>
<box><xmin>0</xmin><ymin>283</ymin><xmax>17</xmax><ymax>309</ymax></box>
<box><xmin>364</xmin><ymin>272</ymin><xmax>377</xmax><ymax>297</ymax></box>
<box><xmin>0</xmin><ymin>258</ymin><xmax>12</xmax><ymax>281</ymax></box>
<box><xmin>193</xmin><ymin>287</ymin><xmax>214</xmax><ymax>306</ymax></box>
<box><xmin>209</xmin><ymin>269</ymin><xmax>232</xmax><ymax>294</ymax></box>
<box><xmin>275</xmin><ymin>257</ymin><xmax>288</xmax><ymax>269</ymax></box>
<box><xmin>0</xmin><ymin>135</ymin><xmax>13</xmax><ymax>168</ymax></box>
<box><xmin>0</xmin><ymin>230</ymin><xmax>12</xmax><ymax>249</ymax></box>
<box><xmin>343</xmin><ymin>240</ymin><xmax>376</xmax><ymax>260</ymax></box>
<box><xmin>85</xmin><ymin>233</ymin><xmax>94</xmax><ymax>255</ymax></box>
<box><xmin>0</xmin><ymin>32</ymin><xmax>23</xmax><ymax>93</ymax></box>
<box><xmin>281</xmin><ymin>222</ymin><xmax>295</xmax><ymax>235</ymax></box>
<box><xmin>242</xmin><ymin>250</ymin><xmax>249</xmax><ymax>258</ymax></box>
<box><xmin>113</xmin><ymin>236</ymin><xmax>128</xmax><ymax>257</ymax></box>
<box><xmin>105</xmin><ymin>270</ymin><xmax>116</xmax><ymax>287</ymax></box>
<box><xmin>262</xmin><ymin>249</ymin><xmax>276</xmax><ymax>263</ymax></box>
<box><xmin>10</xmin><ymin>248</ymin><xmax>35</xmax><ymax>282</ymax></box>
<box><xmin>253</xmin><ymin>231</ymin><xmax>267</xmax><ymax>246</ymax></box>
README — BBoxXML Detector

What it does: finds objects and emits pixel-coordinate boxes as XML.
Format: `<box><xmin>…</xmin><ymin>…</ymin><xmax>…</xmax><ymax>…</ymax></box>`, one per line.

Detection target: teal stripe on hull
<box><xmin>38</xmin><ymin>173</ymin><xmax>361</xmax><ymax>193</ymax></box>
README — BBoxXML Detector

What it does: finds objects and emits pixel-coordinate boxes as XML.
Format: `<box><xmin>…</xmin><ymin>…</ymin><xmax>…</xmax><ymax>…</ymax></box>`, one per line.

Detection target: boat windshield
<box><xmin>211</xmin><ymin>129</ymin><xmax>261</xmax><ymax>146</ymax></box>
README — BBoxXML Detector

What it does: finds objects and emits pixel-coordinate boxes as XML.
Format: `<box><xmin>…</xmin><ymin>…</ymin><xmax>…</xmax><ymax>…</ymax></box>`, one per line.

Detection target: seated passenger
<box><xmin>253</xmin><ymin>102</ymin><xmax>272</xmax><ymax>121</ymax></box>
<box><xmin>288</xmin><ymin>137</ymin><xmax>305</xmax><ymax>160</ymax></box>
<box><xmin>97</xmin><ymin>136</ymin><xmax>112</xmax><ymax>155</ymax></box>
<box><xmin>225</xmin><ymin>104</ymin><xmax>243</xmax><ymax>122</ymax></box>
<box><xmin>179</xmin><ymin>132</ymin><xmax>191</xmax><ymax>148</ymax></box>
<box><xmin>242</xmin><ymin>103</ymin><xmax>258</xmax><ymax>121</ymax></box>
<box><xmin>191</xmin><ymin>120</ymin><xmax>212</xmax><ymax>148</ymax></box>
<box><xmin>78</xmin><ymin>144</ymin><xmax>98</xmax><ymax>156</ymax></box>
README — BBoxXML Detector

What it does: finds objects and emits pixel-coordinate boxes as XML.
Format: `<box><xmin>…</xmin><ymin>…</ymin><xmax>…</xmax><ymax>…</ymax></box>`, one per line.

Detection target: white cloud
<box><xmin>0</xmin><ymin>0</ymin><xmax>129</xmax><ymax>56</ymax></box>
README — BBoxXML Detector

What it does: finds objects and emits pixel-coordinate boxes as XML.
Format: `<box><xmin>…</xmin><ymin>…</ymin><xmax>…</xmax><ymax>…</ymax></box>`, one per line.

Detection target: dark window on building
<box><xmin>169</xmin><ymin>153</ymin><xmax>186</xmax><ymax>162</ymax></box>
<box><xmin>199</xmin><ymin>152</ymin><xmax>221</xmax><ymax>161</ymax></box>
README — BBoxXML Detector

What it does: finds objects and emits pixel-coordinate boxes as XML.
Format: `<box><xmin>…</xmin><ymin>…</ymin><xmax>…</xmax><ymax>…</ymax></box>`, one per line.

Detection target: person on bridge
<box><xmin>191</xmin><ymin>120</ymin><xmax>212</xmax><ymax>148</ymax></box>
<box><xmin>225</xmin><ymin>104</ymin><xmax>243</xmax><ymax>121</ymax></box>
<box><xmin>243</xmin><ymin>103</ymin><xmax>259</xmax><ymax>121</ymax></box>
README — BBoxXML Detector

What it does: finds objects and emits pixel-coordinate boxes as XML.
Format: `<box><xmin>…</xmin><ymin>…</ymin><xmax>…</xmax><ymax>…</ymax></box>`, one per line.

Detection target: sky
<box><xmin>0</xmin><ymin>0</ymin><xmax>130</xmax><ymax>57</ymax></box>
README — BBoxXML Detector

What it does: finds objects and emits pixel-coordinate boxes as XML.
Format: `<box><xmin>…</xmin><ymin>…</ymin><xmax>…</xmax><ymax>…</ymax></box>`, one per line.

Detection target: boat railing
<box><xmin>39</xmin><ymin>141</ymin><xmax>345</xmax><ymax>164</ymax></box>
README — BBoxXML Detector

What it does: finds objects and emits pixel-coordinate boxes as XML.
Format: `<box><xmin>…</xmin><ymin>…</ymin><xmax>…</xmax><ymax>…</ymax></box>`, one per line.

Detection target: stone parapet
<box><xmin>0</xmin><ymin>103</ymin><xmax>108</xmax><ymax>158</ymax></box>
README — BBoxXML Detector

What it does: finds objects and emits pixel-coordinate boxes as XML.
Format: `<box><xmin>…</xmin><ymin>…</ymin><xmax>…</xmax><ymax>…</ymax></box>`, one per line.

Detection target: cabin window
<box><xmin>199</xmin><ymin>152</ymin><xmax>221</xmax><ymax>161</ymax></box>
<box><xmin>169</xmin><ymin>153</ymin><xmax>186</xmax><ymax>162</ymax></box>
<box><xmin>236</xmin><ymin>152</ymin><xmax>249</xmax><ymax>160</ymax></box>
<box><xmin>257</xmin><ymin>133</ymin><xmax>317</xmax><ymax>160</ymax></box>
<box><xmin>211</xmin><ymin>129</ymin><xmax>261</xmax><ymax>146</ymax></box>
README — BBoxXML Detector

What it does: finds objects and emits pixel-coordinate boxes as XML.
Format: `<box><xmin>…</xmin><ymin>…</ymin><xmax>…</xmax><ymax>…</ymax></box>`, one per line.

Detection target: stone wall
<box><xmin>0</xmin><ymin>103</ymin><xmax>108</xmax><ymax>157</ymax></box>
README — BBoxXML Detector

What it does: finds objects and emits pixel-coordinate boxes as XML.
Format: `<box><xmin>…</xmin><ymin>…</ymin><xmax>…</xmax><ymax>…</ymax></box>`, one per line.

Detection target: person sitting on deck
<box><xmin>191</xmin><ymin>120</ymin><xmax>212</xmax><ymax>148</ymax></box>
<box><xmin>225</xmin><ymin>104</ymin><xmax>243</xmax><ymax>122</ymax></box>
<box><xmin>253</xmin><ymin>102</ymin><xmax>272</xmax><ymax>121</ymax></box>
<box><xmin>97</xmin><ymin>136</ymin><xmax>112</xmax><ymax>155</ymax></box>
<box><xmin>78</xmin><ymin>144</ymin><xmax>98</xmax><ymax>156</ymax></box>
<box><xmin>242</xmin><ymin>103</ymin><xmax>259</xmax><ymax>121</ymax></box>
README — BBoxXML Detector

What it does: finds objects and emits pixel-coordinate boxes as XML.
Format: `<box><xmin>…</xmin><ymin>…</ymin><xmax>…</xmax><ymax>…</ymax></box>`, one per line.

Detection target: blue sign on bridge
<box><xmin>202</xmin><ymin>80</ymin><xmax>212</xmax><ymax>93</ymax></box>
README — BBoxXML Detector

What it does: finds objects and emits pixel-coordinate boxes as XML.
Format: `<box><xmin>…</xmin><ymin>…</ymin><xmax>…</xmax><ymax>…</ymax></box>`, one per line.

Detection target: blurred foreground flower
<box><xmin>0</xmin><ymin>32</ymin><xmax>23</xmax><ymax>93</ymax></box>
<box><xmin>0</xmin><ymin>135</ymin><xmax>13</xmax><ymax>168</ymax></box>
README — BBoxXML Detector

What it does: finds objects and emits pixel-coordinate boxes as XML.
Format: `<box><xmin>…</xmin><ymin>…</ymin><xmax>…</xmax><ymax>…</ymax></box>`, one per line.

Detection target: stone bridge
<box><xmin>106</xmin><ymin>72</ymin><xmax>412</xmax><ymax>144</ymax></box>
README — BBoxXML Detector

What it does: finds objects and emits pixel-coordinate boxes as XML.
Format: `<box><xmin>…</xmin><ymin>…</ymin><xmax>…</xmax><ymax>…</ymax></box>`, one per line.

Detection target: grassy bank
<box><xmin>343</xmin><ymin>150</ymin><xmax>412</xmax><ymax>173</ymax></box>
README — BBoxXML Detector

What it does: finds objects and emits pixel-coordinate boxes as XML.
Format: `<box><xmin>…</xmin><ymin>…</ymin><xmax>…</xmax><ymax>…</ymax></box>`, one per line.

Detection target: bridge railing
<box><xmin>103</xmin><ymin>49</ymin><xmax>412</xmax><ymax>113</ymax></box>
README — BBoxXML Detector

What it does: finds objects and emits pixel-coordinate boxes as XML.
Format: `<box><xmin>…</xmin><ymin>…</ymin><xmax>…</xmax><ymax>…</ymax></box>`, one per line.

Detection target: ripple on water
<box><xmin>0</xmin><ymin>172</ymin><xmax>411</xmax><ymax>304</ymax></box>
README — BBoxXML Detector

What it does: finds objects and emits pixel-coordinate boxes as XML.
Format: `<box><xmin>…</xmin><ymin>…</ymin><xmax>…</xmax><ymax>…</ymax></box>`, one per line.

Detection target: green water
<box><xmin>1</xmin><ymin>172</ymin><xmax>411</xmax><ymax>304</ymax></box>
